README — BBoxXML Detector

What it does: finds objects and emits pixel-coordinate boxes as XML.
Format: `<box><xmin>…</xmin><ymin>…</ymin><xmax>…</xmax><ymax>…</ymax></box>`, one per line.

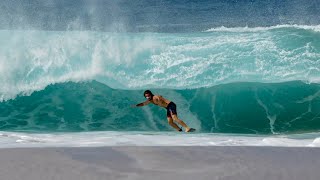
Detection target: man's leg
<box><xmin>171</xmin><ymin>114</ymin><xmax>191</xmax><ymax>132</ymax></box>
<box><xmin>167</xmin><ymin>117</ymin><xmax>182</xmax><ymax>131</ymax></box>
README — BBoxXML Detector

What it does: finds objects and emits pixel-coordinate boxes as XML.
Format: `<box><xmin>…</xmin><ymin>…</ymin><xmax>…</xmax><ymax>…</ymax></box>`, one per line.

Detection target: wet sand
<box><xmin>0</xmin><ymin>146</ymin><xmax>319</xmax><ymax>180</ymax></box>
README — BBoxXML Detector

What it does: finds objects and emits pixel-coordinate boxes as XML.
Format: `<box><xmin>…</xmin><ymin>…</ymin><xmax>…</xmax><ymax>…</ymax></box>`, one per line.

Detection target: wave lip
<box><xmin>204</xmin><ymin>24</ymin><xmax>320</xmax><ymax>32</ymax></box>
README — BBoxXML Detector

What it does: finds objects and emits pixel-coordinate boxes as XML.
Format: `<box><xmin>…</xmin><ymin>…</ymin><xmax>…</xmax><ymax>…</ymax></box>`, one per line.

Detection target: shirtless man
<box><xmin>134</xmin><ymin>90</ymin><xmax>195</xmax><ymax>132</ymax></box>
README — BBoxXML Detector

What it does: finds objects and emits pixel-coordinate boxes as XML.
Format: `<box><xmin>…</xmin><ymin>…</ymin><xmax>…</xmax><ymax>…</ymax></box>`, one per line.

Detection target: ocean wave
<box><xmin>205</xmin><ymin>24</ymin><xmax>320</xmax><ymax>32</ymax></box>
<box><xmin>1</xmin><ymin>27</ymin><xmax>319</xmax><ymax>101</ymax></box>
<box><xmin>0</xmin><ymin>81</ymin><xmax>319</xmax><ymax>134</ymax></box>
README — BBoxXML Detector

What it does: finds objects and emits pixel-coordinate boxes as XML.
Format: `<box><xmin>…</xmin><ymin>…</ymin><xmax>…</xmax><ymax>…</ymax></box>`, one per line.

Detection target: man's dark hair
<box><xmin>144</xmin><ymin>90</ymin><xmax>153</xmax><ymax>97</ymax></box>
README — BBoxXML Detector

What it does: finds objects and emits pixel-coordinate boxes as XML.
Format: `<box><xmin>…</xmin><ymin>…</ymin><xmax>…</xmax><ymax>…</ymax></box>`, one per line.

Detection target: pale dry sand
<box><xmin>0</xmin><ymin>146</ymin><xmax>319</xmax><ymax>180</ymax></box>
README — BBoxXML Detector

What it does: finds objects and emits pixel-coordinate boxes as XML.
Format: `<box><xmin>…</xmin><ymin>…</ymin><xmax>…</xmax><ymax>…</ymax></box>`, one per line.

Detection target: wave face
<box><xmin>0</xmin><ymin>81</ymin><xmax>319</xmax><ymax>134</ymax></box>
<box><xmin>1</xmin><ymin>26</ymin><xmax>320</xmax><ymax>101</ymax></box>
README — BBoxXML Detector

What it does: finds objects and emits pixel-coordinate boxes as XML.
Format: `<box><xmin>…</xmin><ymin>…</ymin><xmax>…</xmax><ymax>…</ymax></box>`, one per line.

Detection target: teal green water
<box><xmin>1</xmin><ymin>81</ymin><xmax>319</xmax><ymax>134</ymax></box>
<box><xmin>0</xmin><ymin>26</ymin><xmax>319</xmax><ymax>134</ymax></box>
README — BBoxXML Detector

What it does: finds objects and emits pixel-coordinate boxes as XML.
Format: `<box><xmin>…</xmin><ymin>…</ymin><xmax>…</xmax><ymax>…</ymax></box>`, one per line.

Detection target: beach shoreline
<box><xmin>0</xmin><ymin>146</ymin><xmax>319</xmax><ymax>180</ymax></box>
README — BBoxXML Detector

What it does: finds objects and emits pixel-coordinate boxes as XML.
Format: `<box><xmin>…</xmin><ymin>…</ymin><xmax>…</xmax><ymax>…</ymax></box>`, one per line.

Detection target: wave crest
<box><xmin>205</xmin><ymin>24</ymin><xmax>320</xmax><ymax>32</ymax></box>
<box><xmin>1</xmin><ymin>27</ymin><xmax>319</xmax><ymax>101</ymax></box>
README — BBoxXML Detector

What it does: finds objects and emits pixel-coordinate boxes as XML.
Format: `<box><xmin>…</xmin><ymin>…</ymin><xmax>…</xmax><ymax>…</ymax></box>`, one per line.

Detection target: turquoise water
<box><xmin>1</xmin><ymin>26</ymin><xmax>320</xmax><ymax>136</ymax></box>
<box><xmin>1</xmin><ymin>80</ymin><xmax>319</xmax><ymax>134</ymax></box>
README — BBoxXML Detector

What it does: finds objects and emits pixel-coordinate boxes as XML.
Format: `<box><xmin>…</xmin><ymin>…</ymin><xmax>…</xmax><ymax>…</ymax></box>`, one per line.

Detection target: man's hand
<box><xmin>132</xmin><ymin>101</ymin><xmax>150</xmax><ymax>108</ymax></box>
<box><xmin>132</xmin><ymin>102</ymin><xmax>144</xmax><ymax>108</ymax></box>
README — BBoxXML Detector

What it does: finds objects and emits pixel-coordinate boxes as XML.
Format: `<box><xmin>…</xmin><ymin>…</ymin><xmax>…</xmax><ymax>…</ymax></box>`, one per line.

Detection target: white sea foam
<box><xmin>205</xmin><ymin>24</ymin><xmax>320</xmax><ymax>32</ymax></box>
<box><xmin>0</xmin><ymin>131</ymin><xmax>319</xmax><ymax>148</ymax></box>
<box><xmin>0</xmin><ymin>28</ymin><xmax>319</xmax><ymax>101</ymax></box>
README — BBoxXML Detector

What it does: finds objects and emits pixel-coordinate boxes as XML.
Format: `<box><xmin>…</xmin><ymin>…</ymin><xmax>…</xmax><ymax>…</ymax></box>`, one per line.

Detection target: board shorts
<box><xmin>166</xmin><ymin>102</ymin><xmax>177</xmax><ymax>118</ymax></box>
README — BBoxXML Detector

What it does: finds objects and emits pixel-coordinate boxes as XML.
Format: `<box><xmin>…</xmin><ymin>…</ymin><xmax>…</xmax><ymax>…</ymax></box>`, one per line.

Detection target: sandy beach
<box><xmin>0</xmin><ymin>146</ymin><xmax>319</xmax><ymax>180</ymax></box>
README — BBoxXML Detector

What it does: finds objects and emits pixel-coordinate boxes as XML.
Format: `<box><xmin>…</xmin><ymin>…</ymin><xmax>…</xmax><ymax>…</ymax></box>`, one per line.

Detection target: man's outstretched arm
<box><xmin>134</xmin><ymin>100</ymin><xmax>151</xmax><ymax>107</ymax></box>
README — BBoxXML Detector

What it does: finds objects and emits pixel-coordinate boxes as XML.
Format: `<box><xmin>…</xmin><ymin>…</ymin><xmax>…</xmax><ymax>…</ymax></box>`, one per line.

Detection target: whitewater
<box><xmin>1</xmin><ymin>26</ymin><xmax>319</xmax><ymax>101</ymax></box>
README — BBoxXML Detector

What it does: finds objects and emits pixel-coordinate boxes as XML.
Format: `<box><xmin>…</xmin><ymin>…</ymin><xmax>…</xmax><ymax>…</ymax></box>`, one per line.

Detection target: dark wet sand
<box><xmin>0</xmin><ymin>146</ymin><xmax>319</xmax><ymax>180</ymax></box>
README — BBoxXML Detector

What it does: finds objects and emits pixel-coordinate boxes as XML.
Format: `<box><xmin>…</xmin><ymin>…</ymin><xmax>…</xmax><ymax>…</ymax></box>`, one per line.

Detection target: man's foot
<box><xmin>186</xmin><ymin>128</ymin><xmax>196</xmax><ymax>132</ymax></box>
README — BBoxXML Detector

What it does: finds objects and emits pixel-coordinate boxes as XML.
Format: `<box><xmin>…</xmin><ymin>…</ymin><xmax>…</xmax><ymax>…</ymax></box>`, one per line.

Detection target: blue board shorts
<box><xmin>166</xmin><ymin>102</ymin><xmax>177</xmax><ymax>118</ymax></box>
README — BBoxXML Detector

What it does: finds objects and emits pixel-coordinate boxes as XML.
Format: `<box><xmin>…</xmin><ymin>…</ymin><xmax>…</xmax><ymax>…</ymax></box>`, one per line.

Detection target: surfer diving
<box><xmin>133</xmin><ymin>90</ymin><xmax>196</xmax><ymax>132</ymax></box>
